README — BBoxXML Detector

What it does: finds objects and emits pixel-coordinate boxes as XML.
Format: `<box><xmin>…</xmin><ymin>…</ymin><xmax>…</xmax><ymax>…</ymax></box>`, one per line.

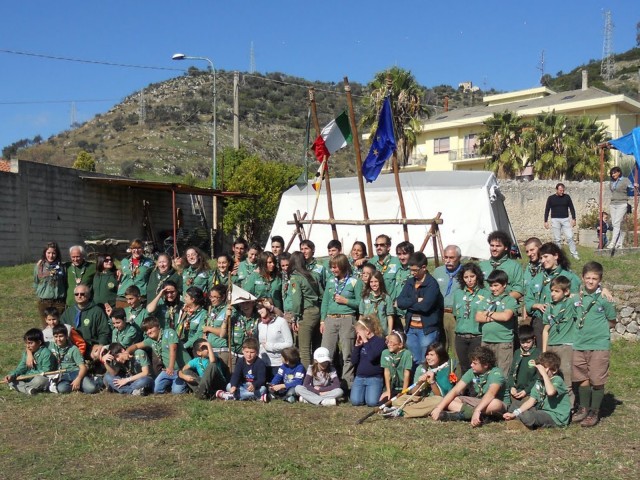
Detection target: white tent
<box><xmin>269</xmin><ymin>170</ymin><xmax>517</xmax><ymax>260</ymax></box>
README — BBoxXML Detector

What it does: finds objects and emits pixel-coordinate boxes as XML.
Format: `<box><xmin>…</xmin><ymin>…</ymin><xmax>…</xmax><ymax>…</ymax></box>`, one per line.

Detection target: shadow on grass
<box><xmin>600</xmin><ymin>392</ymin><xmax>622</xmax><ymax>418</ymax></box>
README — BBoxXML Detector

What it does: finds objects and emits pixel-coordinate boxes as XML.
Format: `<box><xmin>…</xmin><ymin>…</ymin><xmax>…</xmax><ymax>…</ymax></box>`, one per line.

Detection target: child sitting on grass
<box><xmin>103</xmin><ymin>342</ymin><xmax>154</xmax><ymax>396</ymax></box>
<box><xmin>506</xmin><ymin>325</ymin><xmax>540</xmax><ymax>411</ymax></box>
<box><xmin>4</xmin><ymin>328</ymin><xmax>55</xmax><ymax>395</ymax></box>
<box><xmin>217</xmin><ymin>337</ymin><xmax>268</xmax><ymax>402</ymax></box>
<box><xmin>179</xmin><ymin>338</ymin><xmax>227</xmax><ymax>400</ymax></box>
<box><xmin>110</xmin><ymin>307</ymin><xmax>143</xmax><ymax>348</ymax></box>
<box><xmin>269</xmin><ymin>346</ymin><xmax>305</xmax><ymax>403</ymax></box>
<box><xmin>503</xmin><ymin>351</ymin><xmax>570</xmax><ymax>428</ymax></box>
<box><xmin>572</xmin><ymin>261</ymin><xmax>617</xmax><ymax>428</ymax></box>
<box><xmin>49</xmin><ymin>324</ymin><xmax>99</xmax><ymax>394</ymax></box>
<box><xmin>380</xmin><ymin>330</ymin><xmax>413</xmax><ymax>401</ymax></box>
<box><xmin>294</xmin><ymin>347</ymin><xmax>343</xmax><ymax>406</ymax></box>
<box><xmin>431</xmin><ymin>346</ymin><xmax>507</xmax><ymax>427</ymax></box>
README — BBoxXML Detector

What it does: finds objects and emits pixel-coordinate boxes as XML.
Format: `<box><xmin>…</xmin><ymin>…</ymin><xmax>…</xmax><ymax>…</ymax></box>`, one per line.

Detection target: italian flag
<box><xmin>311</xmin><ymin>112</ymin><xmax>352</xmax><ymax>190</ymax></box>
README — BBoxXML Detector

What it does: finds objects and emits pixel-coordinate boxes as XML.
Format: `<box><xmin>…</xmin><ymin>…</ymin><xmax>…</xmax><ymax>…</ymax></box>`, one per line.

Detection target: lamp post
<box><xmin>172</xmin><ymin>53</ymin><xmax>218</xmax><ymax>257</ymax></box>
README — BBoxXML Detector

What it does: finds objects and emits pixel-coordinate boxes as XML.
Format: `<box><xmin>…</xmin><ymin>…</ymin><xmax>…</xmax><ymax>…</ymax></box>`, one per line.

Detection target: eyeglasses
<box><xmin>374</xmin><ymin>243</ymin><xmax>388</xmax><ymax>247</ymax></box>
<box><xmin>74</xmin><ymin>292</ymin><xmax>88</xmax><ymax>297</ymax></box>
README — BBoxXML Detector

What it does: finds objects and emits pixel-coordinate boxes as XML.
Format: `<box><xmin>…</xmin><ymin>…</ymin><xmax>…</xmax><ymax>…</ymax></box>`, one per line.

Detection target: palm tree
<box><xmin>565</xmin><ymin>116</ymin><xmax>610</xmax><ymax>180</ymax></box>
<box><xmin>477</xmin><ymin>111</ymin><xmax>526</xmax><ymax>178</ymax></box>
<box><xmin>360</xmin><ymin>67</ymin><xmax>430</xmax><ymax>165</ymax></box>
<box><xmin>523</xmin><ymin>110</ymin><xmax>569</xmax><ymax>179</ymax></box>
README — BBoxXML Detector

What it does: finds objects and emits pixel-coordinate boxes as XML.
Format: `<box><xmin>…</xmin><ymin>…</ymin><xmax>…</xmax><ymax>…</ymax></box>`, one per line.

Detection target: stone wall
<box><xmin>610</xmin><ymin>284</ymin><xmax>640</xmax><ymax>341</ymax></box>
<box><xmin>499</xmin><ymin>179</ymin><xmax>608</xmax><ymax>244</ymax></box>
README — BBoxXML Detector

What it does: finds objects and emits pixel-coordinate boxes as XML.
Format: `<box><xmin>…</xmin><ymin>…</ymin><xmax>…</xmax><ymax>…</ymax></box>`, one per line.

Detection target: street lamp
<box><xmin>172</xmin><ymin>52</ymin><xmax>218</xmax><ymax>256</ymax></box>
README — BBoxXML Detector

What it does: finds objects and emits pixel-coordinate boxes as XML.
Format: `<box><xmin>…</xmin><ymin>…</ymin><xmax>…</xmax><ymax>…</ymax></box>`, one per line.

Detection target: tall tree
<box><xmin>477</xmin><ymin>111</ymin><xmax>526</xmax><ymax>179</ymax></box>
<box><xmin>360</xmin><ymin>67</ymin><xmax>430</xmax><ymax>165</ymax></box>
<box><xmin>564</xmin><ymin>116</ymin><xmax>610</xmax><ymax>180</ymax></box>
<box><xmin>522</xmin><ymin>110</ymin><xmax>569</xmax><ymax>180</ymax></box>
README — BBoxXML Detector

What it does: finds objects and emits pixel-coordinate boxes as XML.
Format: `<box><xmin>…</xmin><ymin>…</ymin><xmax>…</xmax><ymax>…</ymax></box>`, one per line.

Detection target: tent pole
<box><xmin>172</xmin><ymin>188</ymin><xmax>178</xmax><ymax>258</ymax></box>
<box><xmin>599</xmin><ymin>146</ymin><xmax>604</xmax><ymax>250</ymax></box>
<box><xmin>634</xmin><ymin>164</ymin><xmax>639</xmax><ymax>247</ymax></box>
<box><xmin>309</xmin><ymin>88</ymin><xmax>338</xmax><ymax>241</ymax></box>
<box><xmin>344</xmin><ymin>76</ymin><xmax>373</xmax><ymax>255</ymax></box>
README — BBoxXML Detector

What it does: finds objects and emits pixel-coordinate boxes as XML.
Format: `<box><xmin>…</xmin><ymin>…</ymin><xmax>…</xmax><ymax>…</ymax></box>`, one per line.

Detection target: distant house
<box><xmin>409</xmin><ymin>74</ymin><xmax>640</xmax><ymax>172</ymax></box>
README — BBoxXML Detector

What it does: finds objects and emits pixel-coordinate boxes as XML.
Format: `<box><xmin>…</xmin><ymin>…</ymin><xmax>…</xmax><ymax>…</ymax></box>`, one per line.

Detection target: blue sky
<box><xmin>1</xmin><ymin>0</ymin><xmax>638</xmax><ymax>152</ymax></box>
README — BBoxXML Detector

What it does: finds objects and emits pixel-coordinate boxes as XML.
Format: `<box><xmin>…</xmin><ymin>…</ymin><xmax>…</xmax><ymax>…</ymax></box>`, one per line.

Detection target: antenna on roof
<box><xmin>601</xmin><ymin>10</ymin><xmax>615</xmax><ymax>81</ymax></box>
<box><xmin>537</xmin><ymin>50</ymin><xmax>545</xmax><ymax>85</ymax></box>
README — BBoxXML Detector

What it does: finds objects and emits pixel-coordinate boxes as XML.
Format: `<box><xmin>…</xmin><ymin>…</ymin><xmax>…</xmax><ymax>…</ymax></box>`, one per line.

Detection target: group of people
<box><xmin>4</xmin><ymin>228</ymin><xmax>617</xmax><ymax>429</ymax></box>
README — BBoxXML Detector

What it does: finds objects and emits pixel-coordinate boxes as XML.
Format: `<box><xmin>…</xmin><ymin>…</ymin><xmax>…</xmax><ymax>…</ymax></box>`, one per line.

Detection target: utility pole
<box><xmin>601</xmin><ymin>10</ymin><xmax>615</xmax><ymax>81</ymax></box>
<box><xmin>233</xmin><ymin>71</ymin><xmax>240</xmax><ymax>149</ymax></box>
<box><xmin>249</xmin><ymin>41</ymin><xmax>255</xmax><ymax>74</ymax></box>
<box><xmin>537</xmin><ymin>50</ymin><xmax>545</xmax><ymax>85</ymax></box>
<box><xmin>70</xmin><ymin>101</ymin><xmax>77</xmax><ymax>128</ymax></box>
<box><xmin>138</xmin><ymin>91</ymin><xmax>146</xmax><ymax>126</ymax></box>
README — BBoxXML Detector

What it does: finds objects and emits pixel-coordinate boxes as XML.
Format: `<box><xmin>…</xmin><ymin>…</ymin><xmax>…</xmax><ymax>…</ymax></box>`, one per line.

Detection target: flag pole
<box><xmin>344</xmin><ymin>76</ymin><xmax>373</xmax><ymax>255</ymax></box>
<box><xmin>386</xmin><ymin>75</ymin><xmax>410</xmax><ymax>242</ymax></box>
<box><xmin>309</xmin><ymin>88</ymin><xmax>339</xmax><ymax>241</ymax></box>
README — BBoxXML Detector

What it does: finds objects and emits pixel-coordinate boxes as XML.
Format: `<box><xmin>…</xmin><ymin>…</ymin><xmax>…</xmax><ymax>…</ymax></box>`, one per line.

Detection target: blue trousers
<box><xmin>57</xmin><ymin>370</ymin><xmax>100</xmax><ymax>394</ymax></box>
<box><xmin>226</xmin><ymin>382</ymin><xmax>267</xmax><ymax>400</ymax></box>
<box><xmin>154</xmin><ymin>370</ymin><xmax>188</xmax><ymax>394</ymax></box>
<box><xmin>406</xmin><ymin>328</ymin><xmax>440</xmax><ymax>367</ymax></box>
<box><xmin>105</xmin><ymin>373</ymin><xmax>155</xmax><ymax>394</ymax></box>
<box><xmin>350</xmin><ymin>375</ymin><xmax>383</xmax><ymax>407</ymax></box>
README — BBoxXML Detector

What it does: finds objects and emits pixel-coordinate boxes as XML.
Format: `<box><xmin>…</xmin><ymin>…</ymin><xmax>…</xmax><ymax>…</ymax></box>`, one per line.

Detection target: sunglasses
<box><xmin>374</xmin><ymin>243</ymin><xmax>388</xmax><ymax>247</ymax></box>
<box><xmin>74</xmin><ymin>292</ymin><xmax>88</xmax><ymax>297</ymax></box>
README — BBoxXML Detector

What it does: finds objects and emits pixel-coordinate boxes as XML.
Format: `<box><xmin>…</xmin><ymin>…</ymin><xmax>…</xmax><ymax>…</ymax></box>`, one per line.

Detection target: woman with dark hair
<box><xmin>146</xmin><ymin>253</ymin><xmax>182</xmax><ymax>304</ymax></box>
<box><xmin>116</xmin><ymin>239</ymin><xmax>154</xmax><ymax>308</ymax></box>
<box><xmin>243</xmin><ymin>252</ymin><xmax>283</xmax><ymax>310</ymax></box>
<box><xmin>176</xmin><ymin>286</ymin><xmax>208</xmax><ymax>354</ymax></box>
<box><xmin>34</xmin><ymin>241</ymin><xmax>67</xmax><ymax>320</ymax></box>
<box><xmin>179</xmin><ymin>247</ymin><xmax>213</xmax><ymax>293</ymax></box>
<box><xmin>202</xmin><ymin>285</ymin><xmax>231</xmax><ymax>358</ymax></box>
<box><xmin>286</xmin><ymin>251</ymin><xmax>322</xmax><ymax>367</ymax></box>
<box><xmin>348</xmin><ymin>241</ymin><xmax>368</xmax><ymax>278</ymax></box>
<box><xmin>452</xmin><ymin>262</ymin><xmax>489</xmax><ymax>375</ymax></box>
<box><xmin>212</xmin><ymin>254</ymin><xmax>233</xmax><ymax>286</ymax></box>
<box><xmin>257</xmin><ymin>297</ymin><xmax>293</xmax><ymax>377</ymax></box>
<box><xmin>524</xmin><ymin>242</ymin><xmax>581</xmax><ymax>347</ymax></box>
<box><xmin>93</xmin><ymin>254</ymin><xmax>118</xmax><ymax>311</ymax></box>
<box><xmin>146</xmin><ymin>280</ymin><xmax>183</xmax><ymax>329</ymax></box>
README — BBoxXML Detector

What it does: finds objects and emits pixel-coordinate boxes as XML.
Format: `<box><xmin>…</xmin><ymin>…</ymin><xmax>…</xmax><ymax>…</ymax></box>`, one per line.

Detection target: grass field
<box><xmin>1</xmin><ymin>249</ymin><xmax>639</xmax><ymax>479</ymax></box>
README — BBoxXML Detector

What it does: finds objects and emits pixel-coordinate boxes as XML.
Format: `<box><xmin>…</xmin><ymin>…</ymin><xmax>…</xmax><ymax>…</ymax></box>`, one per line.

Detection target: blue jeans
<box><xmin>154</xmin><ymin>371</ymin><xmax>188</xmax><ymax>394</ymax></box>
<box><xmin>57</xmin><ymin>370</ymin><xmax>100</xmax><ymax>394</ymax></box>
<box><xmin>406</xmin><ymin>328</ymin><xmax>440</xmax><ymax>367</ymax></box>
<box><xmin>350</xmin><ymin>375</ymin><xmax>383</xmax><ymax>406</ymax></box>
<box><xmin>105</xmin><ymin>373</ymin><xmax>155</xmax><ymax>394</ymax></box>
<box><xmin>226</xmin><ymin>382</ymin><xmax>267</xmax><ymax>400</ymax></box>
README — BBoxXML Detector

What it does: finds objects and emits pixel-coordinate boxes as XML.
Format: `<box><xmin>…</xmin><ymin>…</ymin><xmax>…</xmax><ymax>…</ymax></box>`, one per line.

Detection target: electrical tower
<box><xmin>250</xmin><ymin>41</ymin><xmax>256</xmax><ymax>73</ymax></box>
<box><xmin>601</xmin><ymin>10</ymin><xmax>615</xmax><ymax>81</ymax></box>
<box><xmin>138</xmin><ymin>91</ymin><xmax>146</xmax><ymax>126</ymax></box>
<box><xmin>537</xmin><ymin>50</ymin><xmax>545</xmax><ymax>85</ymax></box>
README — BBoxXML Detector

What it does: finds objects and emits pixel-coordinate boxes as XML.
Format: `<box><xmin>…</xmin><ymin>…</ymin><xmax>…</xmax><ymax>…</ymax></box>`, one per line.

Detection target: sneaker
<box><xmin>381</xmin><ymin>406</ymin><xmax>395</xmax><ymax>414</ymax></box>
<box><xmin>439</xmin><ymin>411</ymin><xmax>464</xmax><ymax>422</ymax></box>
<box><xmin>25</xmin><ymin>387</ymin><xmax>37</xmax><ymax>396</ymax></box>
<box><xmin>299</xmin><ymin>397</ymin><xmax>309</xmax><ymax>404</ymax></box>
<box><xmin>285</xmin><ymin>395</ymin><xmax>297</xmax><ymax>404</ymax></box>
<box><xmin>260</xmin><ymin>393</ymin><xmax>270</xmax><ymax>403</ymax></box>
<box><xmin>216</xmin><ymin>390</ymin><xmax>234</xmax><ymax>401</ymax></box>
<box><xmin>581</xmin><ymin>409</ymin><xmax>600</xmax><ymax>428</ymax></box>
<box><xmin>7</xmin><ymin>383</ymin><xmax>15</xmax><ymax>391</ymax></box>
<box><xmin>132</xmin><ymin>388</ymin><xmax>145</xmax><ymax>397</ymax></box>
<box><xmin>320</xmin><ymin>398</ymin><xmax>337</xmax><ymax>406</ymax></box>
<box><xmin>572</xmin><ymin>406</ymin><xmax>589</xmax><ymax>423</ymax></box>
<box><xmin>382</xmin><ymin>407</ymin><xmax>403</xmax><ymax>418</ymax></box>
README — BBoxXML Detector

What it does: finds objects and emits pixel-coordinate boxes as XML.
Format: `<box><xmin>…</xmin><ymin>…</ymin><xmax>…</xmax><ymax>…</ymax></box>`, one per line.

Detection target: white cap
<box><xmin>313</xmin><ymin>347</ymin><xmax>331</xmax><ymax>363</ymax></box>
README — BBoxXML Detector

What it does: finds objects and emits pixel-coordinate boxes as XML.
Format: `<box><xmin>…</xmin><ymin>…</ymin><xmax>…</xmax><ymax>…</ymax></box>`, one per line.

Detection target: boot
<box><xmin>581</xmin><ymin>409</ymin><xmax>600</xmax><ymax>428</ymax></box>
<box><xmin>572</xmin><ymin>406</ymin><xmax>589</xmax><ymax>423</ymax></box>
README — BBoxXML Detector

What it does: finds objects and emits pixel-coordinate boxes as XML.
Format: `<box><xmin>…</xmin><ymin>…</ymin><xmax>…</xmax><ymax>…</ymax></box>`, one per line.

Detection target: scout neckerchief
<box><xmin>486</xmin><ymin>293</ymin><xmax>508</xmax><ymax>314</ymax></box>
<box><xmin>387</xmin><ymin>348</ymin><xmax>408</xmax><ymax>390</ymax></box>
<box><xmin>71</xmin><ymin>262</ymin><xmax>87</xmax><ymax>285</ymax></box>
<box><xmin>545</xmin><ymin>297</ymin><xmax>569</xmax><ymax>334</ymax></box>
<box><xmin>114</xmin><ymin>325</ymin><xmax>132</xmax><ymax>344</ymax></box>
<box><xmin>577</xmin><ymin>286</ymin><xmax>601</xmax><ymax>329</ymax></box>
<box><xmin>52</xmin><ymin>343</ymin><xmax>72</xmax><ymax>367</ymax></box>
<box><xmin>489</xmin><ymin>254</ymin><xmax>508</xmax><ymax>270</ymax></box>
<box><xmin>527</xmin><ymin>261</ymin><xmax>541</xmax><ymax>278</ymax></box>
<box><xmin>472</xmin><ymin>370</ymin><xmax>489</xmax><ymax>397</ymax></box>
<box><xmin>445</xmin><ymin>264</ymin><xmax>462</xmax><ymax>296</ymax></box>
<box><xmin>129</xmin><ymin>257</ymin><xmax>141</xmax><ymax>279</ymax></box>
<box><xmin>462</xmin><ymin>286</ymin><xmax>480</xmax><ymax>319</ymax></box>
<box><xmin>128</xmin><ymin>305</ymin><xmax>145</xmax><ymax>324</ymax></box>
<box><xmin>376</xmin><ymin>255</ymin><xmax>391</xmax><ymax>274</ymax></box>
<box><xmin>165</xmin><ymin>301</ymin><xmax>181</xmax><ymax>329</ymax></box>
<box><xmin>334</xmin><ymin>274</ymin><xmax>351</xmax><ymax>301</ymax></box>
<box><xmin>176</xmin><ymin>306</ymin><xmax>202</xmax><ymax>339</ymax></box>
<box><xmin>533</xmin><ymin>374</ymin><xmax>559</xmax><ymax>407</ymax></box>
<box><xmin>150</xmin><ymin>330</ymin><xmax>164</xmax><ymax>367</ymax></box>
<box><xmin>212</xmin><ymin>269</ymin><xmax>228</xmax><ymax>286</ymax></box>
<box><xmin>38</xmin><ymin>261</ymin><xmax>63</xmax><ymax>284</ymax></box>
<box><xmin>369</xmin><ymin>292</ymin><xmax>387</xmax><ymax>316</ymax></box>
<box><xmin>184</xmin><ymin>265</ymin><xmax>198</xmax><ymax>287</ymax></box>
<box><xmin>153</xmin><ymin>268</ymin><xmax>175</xmax><ymax>294</ymax></box>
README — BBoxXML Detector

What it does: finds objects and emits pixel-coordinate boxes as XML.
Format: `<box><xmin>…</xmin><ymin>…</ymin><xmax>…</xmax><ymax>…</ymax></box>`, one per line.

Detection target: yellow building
<box><xmin>411</xmin><ymin>75</ymin><xmax>640</xmax><ymax>172</ymax></box>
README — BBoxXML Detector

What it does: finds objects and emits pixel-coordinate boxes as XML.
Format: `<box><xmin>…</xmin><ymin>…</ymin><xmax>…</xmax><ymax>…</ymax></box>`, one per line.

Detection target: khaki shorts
<box><xmin>572</xmin><ymin>350</ymin><xmax>610</xmax><ymax>385</ymax></box>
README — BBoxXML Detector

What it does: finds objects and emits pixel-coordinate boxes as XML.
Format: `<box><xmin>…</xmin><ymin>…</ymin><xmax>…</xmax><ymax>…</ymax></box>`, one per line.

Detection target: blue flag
<box><xmin>610</xmin><ymin>126</ymin><xmax>640</xmax><ymax>171</ymax></box>
<box><xmin>362</xmin><ymin>97</ymin><xmax>396</xmax><ymax>182</ymax></box>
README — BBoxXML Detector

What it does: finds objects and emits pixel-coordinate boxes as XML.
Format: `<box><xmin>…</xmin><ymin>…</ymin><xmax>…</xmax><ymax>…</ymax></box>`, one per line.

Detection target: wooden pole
<box><xmin>344</xmin><ymin>76</ymin><xmax>373</xmax><ymax>255</ymax></box>
<box><xmin>285</xmin><ymin>212</ymin><xmax>307</xmax><ymax>252</ymax></box>
<box><xmin>635</xmin><ymin>164</ymin><xmax>639</xmax><ymax>247</ymax></box>
<box><xmin>385</xmin><ymin>75</ymin><xmax>409</xmax><ymax>242</ymax></box>
<box><xmin>308</xmin><ymin>88</ymin><xmax>338</xmax><ymax>241</ymax></box>
<box><xmin>288</xmin><ymin>218</ymin><xmax>443</xmax><ymax>226</ymax></box>
<box><xmin>172</xmin><ymin>188</ymin><xmax>178</xmax><ymax>258</ymax></box>
<box><xmin>599</xmin><ymin>147</ymin><xmax>605</xmax><ymax>249</ymax></box>
<box><xmin>226</xmin><ymin>272</ymin><xmax>233</xmax><ymax>369</ymax></box>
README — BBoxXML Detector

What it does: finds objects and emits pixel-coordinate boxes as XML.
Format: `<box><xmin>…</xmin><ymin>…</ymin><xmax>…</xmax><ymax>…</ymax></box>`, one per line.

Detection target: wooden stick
<box><xmin>344</xmin><ymin>77</ymin><xmax>373</xmax><ymax>255</ymax></box>
<box><xmin>309</xmin><ymin>88</ymin><xmax>338</xmax><ymax>241</ymax></box>
<box><xmin>2</xmin><ymin>369</ymin><xmax>68</xmax><ymax>383</ymax></box>
<box><xmin>287</xmin><ymin>218</ymin><xmax>443</xmax><ymax>226</ymax></box>
<box><xmin>285</xmin><ymin>212</ymin><xmax>307</xmax><ymax>253</ymax></box>
<box><xmin>307</xmin><ymin>157</ymin><xmax>327</xmax><ymax>239</ymax></box>
<box><xmin>419</xmin><ymin>212</ymin><xmax>443</xmax><ymax>253</ymax></box>
<box><xmin>226</xmin><ymin>272</ymin><xmax>234</xmax><ymax>368</ymax></box>
<box><xmin>355</xmin><ymin>381</ymin><xmax>425</xmax><ymax>425</ymax></box>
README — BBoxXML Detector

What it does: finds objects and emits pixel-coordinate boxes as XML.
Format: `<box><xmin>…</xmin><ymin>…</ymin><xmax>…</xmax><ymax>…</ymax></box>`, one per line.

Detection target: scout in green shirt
<box><xmin>4</xmin><ymin>328</ymin><xmax>56</xmax><ymax>395</ymax></box>
<box><xmin>236</xmin><ymin>243</ymin><xmax>260</xmax><ymax>286</ymax></box>
<box><xmin>130</xmin><ymin>317</ymin><xmax>188</xmax><ymax>373</ymax></box>
<box><xmin>301</xmin><ymin>239</ymin><xmax>327</xmax><ymax>291</ymax></box>
<box><xmin>477</xmin><ymin>231</ymin><xmax>524</xmax><ymax>299</ymax></box>
<box><xmin>243</xmin><ymin>252</ymin><xmax>283</xmax><ymax>310</ymax></box>
<box><xmin>146</xmin><ymin>253</ymin><xmax>183</xmax><ymax>303</ymax></box>
<box><xmin>359</xmin><ymin>270</ymin><xmax>395</xmax><ymax>335</ymax></box>
<box><xmin>65</xmin><ymin>246</ymin><xmax>97</xmax><ymax>306</ymax></box>
<box><xmin>124</xmin><ymin>286</ymin><xmax>149</xmax><ymax>328</ymax></box>
<box><xmin>391</xmin><ymin>241</ymin><xmax>414</xmax><ymax>322</ymax></box>
<box><xmin>146</xmin><ymin>281</ymin><xmax>183</xmax><ymax>329</ymax></box>
<box><xmin>93</xmin><ymin>256</ymin><xmax>118</xmax><ymax>309</ymax></box>
<box><xmin>202</xmin><ymin>285</ymin><xmax>230</xmax><ymax>349</ymax></box>
<box><xmin>103</xmin><ymin>343</ymin><xmax>155</xmax><ymax>395</ymax></box>
<box><xmin>117</xmin><ymin>240</ymin><xmax>154</xmax><ymax>298</ymax></box>
<box><xmin>320</xmin><ymin>268</ymin><xmax>363</xmax><ymax>319</ymax></box>
<box><xmin>506</xmin><ymin>326</ymin><xmax>540</xmax><ymax>409</ymax></box>
<box><xmin>381</xmin><ymin>331</ymin><xmax>414</xmax><ymax>399</ymax></box>
<box><xmin>542</xmin><ymin>276</ymin><xmax>577</xmax><ymax>349</ymax></box>
<box><xmin>49</xmin><ymin>324</ymin><xmax>99</xmax><ymax>394</ymax></box>
<box><xmin>110</xmin><ymin>308</ymin><xmax>143</xmax><ymax>348</ymax></box>
<box><xmin>503</xmin><ymin>351</ymin><xmax>570</xmax><ymax>428</ymax></box>
<box><xmin>60</xmin><ymin>284</ymin><xmax>111</xmax><ymax>351</ymax></box>
<box><xmin>370</xmin><ymin>234</ymin><xmax>402</xmax><ymax>296</ymax></box>
<box><xmin>572</xmin><ymin>262</ymin><xmax>617</xmax><ymax>428</ymax></box>
<box><xmin>431</xmin><ymin>346</ymin><xmax>507</xmax><ymax>426</ymax></box>
<box><xmin>177</xmin><ymin>286</ymin><xmax>208</xmax><ymax>352</ymax></box>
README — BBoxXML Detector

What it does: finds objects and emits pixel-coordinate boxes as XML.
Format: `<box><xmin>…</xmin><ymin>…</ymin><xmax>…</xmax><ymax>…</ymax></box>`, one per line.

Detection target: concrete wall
<box><xmin>0</xmin><ymin>161</ymin><xmax>211</xmax><ymax>266</ymax></box>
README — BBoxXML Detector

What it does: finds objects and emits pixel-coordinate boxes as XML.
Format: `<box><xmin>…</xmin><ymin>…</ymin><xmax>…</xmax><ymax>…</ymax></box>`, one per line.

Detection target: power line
<box><xmin>0</xmin><ymin>48</ymin><xmax>185</xmax><ymax>71</ymax></box>
<box><xmin>0</xmin><ymin>99</ymin><xmax>117</xmax><ymax>105</ymax></box>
